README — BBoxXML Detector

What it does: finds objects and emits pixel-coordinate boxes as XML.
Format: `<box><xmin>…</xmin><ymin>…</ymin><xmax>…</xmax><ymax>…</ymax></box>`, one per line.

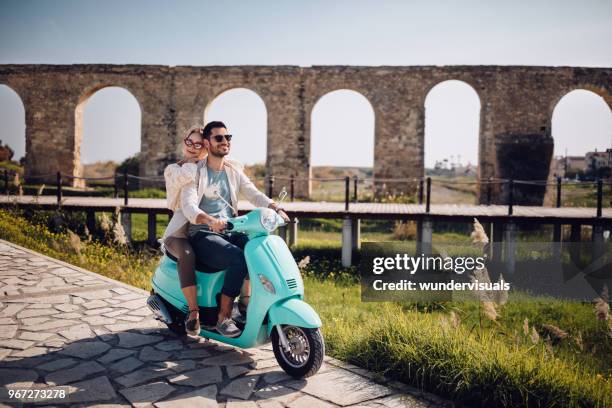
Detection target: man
<box><xmin>181</xmin><ymin>121</ymin><xmax>289</xmax><ymax>337</ymax></box>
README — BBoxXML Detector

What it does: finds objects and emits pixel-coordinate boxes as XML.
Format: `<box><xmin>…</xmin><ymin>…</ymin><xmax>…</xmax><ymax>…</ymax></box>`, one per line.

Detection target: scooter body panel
<box><xmin>244</xmin><ymin>234</ymin><xmax>304</xmax><ymax>304</ymax></box>
<box><xmin>152</xmin><ymin>256</ymin><xmax>226</xmax><ymax>309</ymax></box>
<box><xmin>267</xmin><ymin>298</ymin><xmax>322</xmax><ymax>335</ymax></box>
<box><xmin>196</xmin><ymin>234</ymin><xmax>308</xmax><ymax>348</ymax></box>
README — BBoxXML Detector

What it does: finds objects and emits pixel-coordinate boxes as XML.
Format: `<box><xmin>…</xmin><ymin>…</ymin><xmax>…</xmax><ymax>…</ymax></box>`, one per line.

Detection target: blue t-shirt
<box><xmin>188</xmin><ymin>166</ymin><xmax>233</xmax><ymax>235</ymax></box>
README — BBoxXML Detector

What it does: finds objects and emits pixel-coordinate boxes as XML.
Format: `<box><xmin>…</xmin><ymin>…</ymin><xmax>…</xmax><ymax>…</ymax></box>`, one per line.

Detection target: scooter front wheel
<box><xmin>271</xmin><ymin>325</ymin><xmax>324</xmax><ymax>378</ymax></box>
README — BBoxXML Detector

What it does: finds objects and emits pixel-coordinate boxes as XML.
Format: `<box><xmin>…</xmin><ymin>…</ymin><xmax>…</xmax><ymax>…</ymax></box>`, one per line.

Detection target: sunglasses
<box><xmin>210</xmin><ymin>134</ymin><xmax>233</xmax><ymax>143</ymax></box>
<box><xmin>184</xmin><ymin>137</ymin><xmax>204</xmax><ymax>150</ymax></box>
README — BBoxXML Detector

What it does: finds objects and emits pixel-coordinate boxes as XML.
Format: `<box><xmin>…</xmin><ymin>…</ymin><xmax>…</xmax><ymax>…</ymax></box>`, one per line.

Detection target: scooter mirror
<box><xmin>278</xmin><ymin>187</ymin><xmax>288</xmax><ymax>203</ymax></box>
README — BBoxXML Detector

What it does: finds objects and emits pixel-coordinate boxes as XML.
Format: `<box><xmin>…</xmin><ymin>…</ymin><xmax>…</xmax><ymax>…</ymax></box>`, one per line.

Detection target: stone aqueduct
<box><xmin>0</xmin><ymin>64</ymin><xmax>610</xmax><ymax>203</ymax></box>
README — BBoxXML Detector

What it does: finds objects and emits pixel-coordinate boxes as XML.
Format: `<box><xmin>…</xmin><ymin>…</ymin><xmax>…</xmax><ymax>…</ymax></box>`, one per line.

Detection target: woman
<box><xmin>161</xmin><ymin>125</ymin><xmax>207</xmax><ymax>335</ymax></box>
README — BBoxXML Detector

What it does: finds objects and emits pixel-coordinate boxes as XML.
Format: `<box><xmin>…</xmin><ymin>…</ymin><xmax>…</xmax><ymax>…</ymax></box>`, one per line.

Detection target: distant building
<box><xmin>553</xmin><ymin>155</ymin><xmax>584</xmax><ymax>178</ymax></box>
<box><xmin>428</xmin><ymin>159</ymin><xmax>477</xmax><ymax>177</ymax></box>
<box><xmin>585</xmin><ymin>149</ymin><xmax>612</xmax><ymax>172</ymax></box>
<box><xmin>554</xmin><ymin>149</ymin><xmax>612</xmax><ymax>179</ymax></box>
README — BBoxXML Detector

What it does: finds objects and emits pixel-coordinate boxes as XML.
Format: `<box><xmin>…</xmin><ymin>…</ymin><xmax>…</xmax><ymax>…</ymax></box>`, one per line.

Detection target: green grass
<box><xmin>305</xmin><ymin>276</ymin><xmax>611</xmax><ymax>407</ymax></box>
<box><xmin>130</xmin><ymin>213</ymin><xmax>170</xmax><ymax>241</ymax></box>
<box><xmin>0</xmin><ymin>208</ymin><xmax>610</xmax><ymax>407</ymax></box>
<box><xmin>0</xmin><ymin>208</ymin><xmax>159</xmax><ymax>289</ymax></box>
<box><xmin>561</xmin><ymin>183</ymin><xmax>612</xmax><ymax>208</ymax></box>
<box><xmin>124</xmin><ymin>188</ymin><xmax>166</xmax><ymax>199</ymax></box>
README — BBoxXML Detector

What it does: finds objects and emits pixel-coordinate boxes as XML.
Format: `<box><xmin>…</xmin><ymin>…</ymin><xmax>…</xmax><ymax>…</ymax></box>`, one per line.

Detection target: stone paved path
<box><xmin>0</xmin><ymin>240</ymin><xmax>451</xmax><ymax>407</ymax></box>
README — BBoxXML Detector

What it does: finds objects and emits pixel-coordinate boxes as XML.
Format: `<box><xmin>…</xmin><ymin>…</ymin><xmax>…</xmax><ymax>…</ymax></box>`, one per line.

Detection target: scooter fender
<box><xmin>267</xmin><ymin>297</ymin><xmax>322</xmax><ymax>335</ymax></box>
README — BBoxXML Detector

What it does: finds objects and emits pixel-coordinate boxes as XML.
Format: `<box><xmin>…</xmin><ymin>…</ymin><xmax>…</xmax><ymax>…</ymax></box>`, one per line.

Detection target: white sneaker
<box><xmin>215</xmin><ymin>318</ymin><xmax>241</xmax><ymax>338</ymax></box>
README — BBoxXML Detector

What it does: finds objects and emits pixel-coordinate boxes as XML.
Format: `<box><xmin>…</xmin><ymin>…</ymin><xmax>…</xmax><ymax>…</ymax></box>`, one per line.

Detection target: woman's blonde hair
<box><xmin>184</xmin><ymin>124</ymin><xmax>204</xmax><ymax>139</ymax></box>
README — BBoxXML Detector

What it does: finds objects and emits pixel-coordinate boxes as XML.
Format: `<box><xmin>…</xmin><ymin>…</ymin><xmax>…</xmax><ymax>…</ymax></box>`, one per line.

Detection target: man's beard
<box><xmin>209</xmin><ymin>147</ymin><xmax>229</xmax><ymax>158</ymax></box>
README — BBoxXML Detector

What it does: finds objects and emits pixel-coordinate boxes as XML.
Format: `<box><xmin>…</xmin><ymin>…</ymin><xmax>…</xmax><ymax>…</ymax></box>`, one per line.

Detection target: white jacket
<box><xmin>161</xmin><ymin>162</ymin><xmax>198</xmax><ymax>242</ymax></box>
<box><xmin>163</xmin><ymin>162</ymin><xmax>198</xmax><ymax>211</ymax></box>
<box><xmin>161</xmin><ymin>157</ymin><xmax>272</xmax><ymax>242</ymax></box>
<box><xmin>181</xmin><ymin>156</ymin><xmax>273</xmax><ymax>224</ymax></box>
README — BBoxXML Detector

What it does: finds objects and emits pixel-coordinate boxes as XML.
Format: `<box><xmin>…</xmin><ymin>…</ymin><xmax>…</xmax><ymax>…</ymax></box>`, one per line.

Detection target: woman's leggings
<box><xmin>164</xmin><ymin>236</ymin><xmax>197</xmax><ymax>288</ymax></box>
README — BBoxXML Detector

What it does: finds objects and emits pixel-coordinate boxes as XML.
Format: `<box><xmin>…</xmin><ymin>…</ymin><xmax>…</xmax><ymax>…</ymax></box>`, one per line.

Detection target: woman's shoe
<box><xmin>184</xmin><ymin>309</ymin><xmax>200</xmax><ymax>336</ymax></box>
<box><xmin>238</xmin><ymin>295</ymin><xmax>250</xmax><ymax>313</ymax></box>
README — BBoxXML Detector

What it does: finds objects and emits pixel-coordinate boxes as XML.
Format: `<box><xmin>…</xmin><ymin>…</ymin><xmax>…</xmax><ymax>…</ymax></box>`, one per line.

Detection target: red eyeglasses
<box><xmin>184</xmin><ymin>137</ymin><xmax>204</xmax><ymax>150</ymax></box>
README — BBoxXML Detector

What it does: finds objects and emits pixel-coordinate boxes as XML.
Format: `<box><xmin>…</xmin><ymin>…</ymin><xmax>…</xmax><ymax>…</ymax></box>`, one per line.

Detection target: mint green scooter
<box><xmin>148</xmin><ymin>195</ymin><xmax>324</xmax><ymax>378</ymax></box>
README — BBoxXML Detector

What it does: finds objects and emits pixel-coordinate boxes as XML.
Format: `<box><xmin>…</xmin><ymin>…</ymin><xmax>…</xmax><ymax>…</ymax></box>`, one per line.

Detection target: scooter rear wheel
<box><xmin>158</xmin><ymin>296</ymin><xmax>187</xmax><ymax>336</ymax></box>
<box><xmin>272</xmin><ymin>325</ymin><xmax>324</xmax><ymax>379</ymax></box>
<box><xmin>166</xmin><ymin>320</ymin><xmax>186</xmax><ymax>336</ymax></box>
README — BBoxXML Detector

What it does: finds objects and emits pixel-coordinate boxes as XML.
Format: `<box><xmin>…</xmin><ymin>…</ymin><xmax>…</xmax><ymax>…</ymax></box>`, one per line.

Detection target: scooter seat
<box><xmin>165</xmin><ymin>251</ymin><xmax>222</xmax><ymax>274</ymax></box>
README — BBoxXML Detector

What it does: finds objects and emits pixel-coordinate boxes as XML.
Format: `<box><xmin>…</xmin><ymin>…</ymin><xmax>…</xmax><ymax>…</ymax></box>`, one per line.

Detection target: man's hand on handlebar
<box><xmin>277</xmin><ymin>210</ymin><xmax>290</xmax><ymax>223</ymax></box>
<box><xmin>194</xmin><ymin>213</ymin><xmax>208</xmax><ymax>225</ymax></box>
<box><xmin>268</xmin><ymin>202</ymin><xmax>290</xmax><ymax>223</ymax></box>
<box><xmin>208</xmin><ymin>218</ymin><xmax>227</xmax><ymax>233</ymax></box>
<box><xmin>195</xmin><ymin>213</ymin><xmax>227</xmax><ymax>233</ymax></box>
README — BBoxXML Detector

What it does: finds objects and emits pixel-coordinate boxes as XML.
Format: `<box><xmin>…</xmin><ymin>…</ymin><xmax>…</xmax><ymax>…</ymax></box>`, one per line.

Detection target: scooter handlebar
<box><xmin>224</xmin><ymin>208</ymin><xmax>286</xmax><ymax>234</ymax></box>
<box><xmin>276</xmin><ymin>215</ymin><xmax>287</xmax><ymax>227</ymax></box>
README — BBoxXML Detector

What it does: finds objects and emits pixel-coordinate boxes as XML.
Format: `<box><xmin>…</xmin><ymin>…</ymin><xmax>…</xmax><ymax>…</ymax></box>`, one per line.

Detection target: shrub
<box><xmin>392</xmin><ymin>220</ymin><xmax>417</xmax><ymax>240</ymax></box>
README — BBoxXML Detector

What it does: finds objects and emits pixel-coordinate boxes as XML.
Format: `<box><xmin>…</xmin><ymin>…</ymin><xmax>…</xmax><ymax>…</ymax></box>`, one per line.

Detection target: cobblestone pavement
<box><xmin>0</xmin><ymin>240</ymin><xmax>452</xmax><ymax>407</ymax></box>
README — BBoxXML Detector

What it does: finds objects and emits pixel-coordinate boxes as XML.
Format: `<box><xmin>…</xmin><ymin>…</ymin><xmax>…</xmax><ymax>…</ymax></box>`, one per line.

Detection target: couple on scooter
<box><xmin>161</xmin><ymin>121</ymin><xmax>290</xmax><ymax>338</ymax></box>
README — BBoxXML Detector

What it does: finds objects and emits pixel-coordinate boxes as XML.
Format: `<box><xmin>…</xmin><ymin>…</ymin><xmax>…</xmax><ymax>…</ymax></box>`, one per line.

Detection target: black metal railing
<box><xmin>1</xmin><ymin>168</ymin><xmax>610</xmax><ymax>217</ymax></box>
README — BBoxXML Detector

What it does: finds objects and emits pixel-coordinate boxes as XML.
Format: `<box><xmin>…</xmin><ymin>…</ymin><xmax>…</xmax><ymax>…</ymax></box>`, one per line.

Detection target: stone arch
<box><xmin>422</xmin><ymin>79</ymin><xmax>482</xmax><ymax>204</ymax></box>
<box><xmin>0</xmin><ymin>84</ymin><xmax>26</xmax><ymax>163</ymax></box>
<box><xmin>422</xmin><ymin>77</ymin><xmax>483</xmax><ymax>103</ymax></box>
<box><xmin>310</xmin><ymin>89</ymin><xmax>375</xmax><ymax>166</ymax></box>
<box><xmin>423</xmin><ymin>79</ymin><xmax>481</xmax><ymax>175</ymax></box>
<box><xmin>309</xmin><ymin>89</ymin><xmax>376</xmax><ymax>198</ymax></box>
<box><xmin>549</xmin><ymin>87</ymin><xmax>612</xmax><ymax>179</ymax></box>
<box><xmin>74</xmin><ymin>85</ymin><xmax>142</xmax><ymax>179</ymax></box>
<box><xmin>204</xmin><ymin>87</ymin><xmax>268</xmax><ymax>166</ymax></box>
<box><xmin>549</xmin><ymin>85</ymin><xmax>612</xmax><ymax>119</ymax></box>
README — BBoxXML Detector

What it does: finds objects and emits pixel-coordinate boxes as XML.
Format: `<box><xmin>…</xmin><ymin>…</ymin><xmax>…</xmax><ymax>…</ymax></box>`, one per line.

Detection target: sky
<box><xmin>0</xmin><ymin>0</ymin><xmax>611</xmax><ymax>167</ymax></box>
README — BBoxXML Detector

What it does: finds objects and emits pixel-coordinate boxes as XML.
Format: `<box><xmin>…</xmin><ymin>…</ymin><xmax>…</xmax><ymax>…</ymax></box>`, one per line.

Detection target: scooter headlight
<box><xmin>258</xmin><ymin>274</ymin><xmax>276</xmax><ymax>294</ymax></box>
<box><xmin>260</xmin><ymin>208</ymin><xmax>279</xmax><ymax>232</ymax></box>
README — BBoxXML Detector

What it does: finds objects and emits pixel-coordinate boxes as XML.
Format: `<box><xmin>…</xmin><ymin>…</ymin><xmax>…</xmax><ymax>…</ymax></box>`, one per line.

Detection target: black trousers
<box><xmin>188</xmin><ymin>231</ymin><xmax>249</xmax><ymax>297</ymax></box>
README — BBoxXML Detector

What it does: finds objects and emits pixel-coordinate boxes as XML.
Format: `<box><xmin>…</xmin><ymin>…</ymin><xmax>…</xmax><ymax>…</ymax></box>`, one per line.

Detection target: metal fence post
<box><xmin>508</xmin><ymin>179</ymin><xmax>514</xmax><ymax>215</ymax></box>
<box><xmin>123</xmin><ymin>169</ymin><xmax>129</xmax><ymax>206</ymax></box>
<box><xmin>596</xmin><ymin>178</ymin><xmax>603</xmax><ymax>218</ymax></box>
<box><xmin>147</xmin><ymin>211</ymin><xmax>157</xmax><ymax>246</ymax></box>
<box><xmin>344</xmin><ymin>176</ymin><xmax>350</xmax><ymax>211</ymax></box>
<box><xmin>56</xmin><ymin>171</ymin><xmax>62</xmax><ymax>204</ymax></box>
<box><xmin>556</xmin><ymin>176</ymin><xmax>562</xmax><ymax>208</ymax></box>
<box><xmin>418</xmin><ymin>179</ymin><xmax>424</xmax><ymax>204</ymax></box>
<box><xmin>353</xmin><ymin>175</ymin><xmax>358</xmax><ymax>203</ymax></box>
<box><xmin>290</xmin><ymin>175</ymin><xmax>295</xmax><ymax>202</ymax></box>
<box><xmin>425</xmin><ymin>177</ymin><xmax>431</xmax><ymax>213</ymax></box>
<box><xmin>113</xmin><ymin>171</ymin><xmax>118</xmax><ymax>198</ymax></box>
<box><xmin>267</xmin><ymin>175</ymin><xmax>274</xmax><ymax>198</ymax></box>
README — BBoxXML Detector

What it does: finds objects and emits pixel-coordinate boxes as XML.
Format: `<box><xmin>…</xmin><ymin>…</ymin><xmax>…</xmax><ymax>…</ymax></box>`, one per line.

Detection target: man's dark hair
<box><xmin>203</xmin><ymin>121</ymin><xmax>227</xmax><ymax>139</ymax></box>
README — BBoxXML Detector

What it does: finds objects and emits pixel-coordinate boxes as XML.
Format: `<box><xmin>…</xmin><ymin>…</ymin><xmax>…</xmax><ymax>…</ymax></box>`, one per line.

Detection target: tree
<box><xmin>0</xmin><ymin>140</ymin><xmax>14</xmax><ymax>162</ymax></box>
<box><xmin>116</xmin><ymin>153</ymin><xmax>140</xmax><ymax>175</ymax></box>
